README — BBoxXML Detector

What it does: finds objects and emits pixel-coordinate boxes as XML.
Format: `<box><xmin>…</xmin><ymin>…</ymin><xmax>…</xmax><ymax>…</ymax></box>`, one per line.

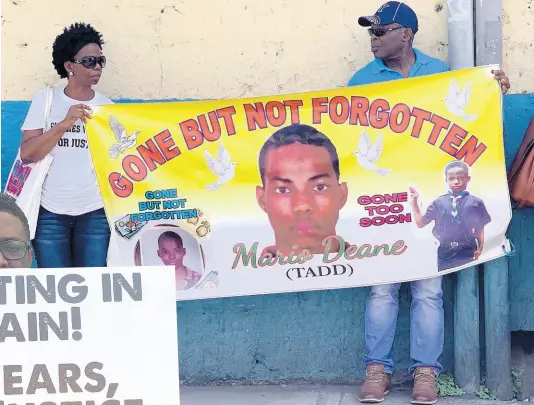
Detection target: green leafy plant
<box><xmin>476</xmin><ymin>385</ymin><xmax>496</xmax><ymax>400</ymax></box>
<box><xmin>512</xmin><ymin>369</ymin><xmax>522</xmax><ymax>398</ymax></box>
<box><xmin>437</xmin><ymin>373</ymin><xmax>464</xmax><ymax>397</ymax></box>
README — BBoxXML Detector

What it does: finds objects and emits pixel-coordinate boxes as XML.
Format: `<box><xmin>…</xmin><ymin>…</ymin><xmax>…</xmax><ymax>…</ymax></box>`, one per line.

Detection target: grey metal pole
<box><xmin>475</xmin><ymin>1</ymin><xmax>502</xmax><ymax>66</ymax></box>
<box><xmin>447</xmin><ymin>0</ymin><xmax>475</xmax><ymax>69</ymax></box>
<box><xmin>454</xmin><ymin>267</ymin><xmax>480</xmax><ymax>394</ymax></box>
<box><xmin>475</xmin><ymin>0</ymin><xmax>513</xmax><ymax>400</ymax></box>
<box><xmin>447</xmin><ymin>0</ymin><xmax>480</xmax><ymax>394</ymax></box>
<box><xmin>483</xmin><ymin>258</ymin><xmax>512</xmax><ymax>400</ymax></box>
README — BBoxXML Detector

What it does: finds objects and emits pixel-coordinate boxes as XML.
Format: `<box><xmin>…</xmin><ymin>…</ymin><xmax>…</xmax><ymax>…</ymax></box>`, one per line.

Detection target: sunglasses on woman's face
<box><xmin>72</xmin><ymin>55</ymin><xmax>107</xmax><ymax>69</ymax></box>
<box><xmin>367</xmin><ymin>26</ymin><xmax>405</xmax><ymax>37</ymax></box>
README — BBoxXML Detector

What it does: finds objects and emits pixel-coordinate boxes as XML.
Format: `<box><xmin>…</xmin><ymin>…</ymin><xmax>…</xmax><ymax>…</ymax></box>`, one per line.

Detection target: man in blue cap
<box><xmin>349</xmin><ymin>1</ymin><xmax>509</xmax><ymax>89</ymax></box>
<box><xmin>349</xmin><ymin>2</ymin><xmax>510</xmax><ymax>404</ymax></box>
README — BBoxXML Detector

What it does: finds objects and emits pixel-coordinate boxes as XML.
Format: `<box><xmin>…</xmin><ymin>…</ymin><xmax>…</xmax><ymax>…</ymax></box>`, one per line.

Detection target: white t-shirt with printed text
<box><xmin>21</xmin><ymin>85</ymin><xmax>113</xmax><ymax>216</ymax></box>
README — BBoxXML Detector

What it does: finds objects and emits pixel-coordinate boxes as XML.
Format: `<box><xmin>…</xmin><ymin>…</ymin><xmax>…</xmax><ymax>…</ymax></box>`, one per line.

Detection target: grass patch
<box><xmin>437</xmin><ymin>373</ymin><xmax>464</xmax><ymax>397</ymax></box>
<box><xmin>512</xmin><ymin>369</ymin><xmax>522</xmax><ymax>398</ymax></box>
<box><xmin>476</xmin><ymin>385</ymin><xmax>496</xmax><ymax>400</ymax></box>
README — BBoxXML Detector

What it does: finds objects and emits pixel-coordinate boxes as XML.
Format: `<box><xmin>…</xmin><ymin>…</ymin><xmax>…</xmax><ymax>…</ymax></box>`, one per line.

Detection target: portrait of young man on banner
<box><xmin>256</xmin><ymin>124</ymin><xmax>349</xmax><ymax>258</ymax></box>
<box><xmin>134</xmin><ymin>225</ymin><xmax>204</xmax><ymax>291</ymax></box>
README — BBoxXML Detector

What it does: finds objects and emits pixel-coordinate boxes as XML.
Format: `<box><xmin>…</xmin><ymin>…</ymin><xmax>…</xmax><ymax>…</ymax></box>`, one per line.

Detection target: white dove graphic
<box><xmin>108</xmin><ymin>115</ymin><xmax>141</xmax><ymax>159</ymax></box>
<box><xmin>444</xmin><ymin>78</ymin><xmax>478</xmax><ymax>121</ymax></box>
<box><xmin>204</xmin><ymin>142</ymin><xmax>236</xmax><ymax>191</ymax></box>
<box><xmin>354</xmin><ymin>130</ymin><xmax>391</xmax><ymax>176</ymax></box>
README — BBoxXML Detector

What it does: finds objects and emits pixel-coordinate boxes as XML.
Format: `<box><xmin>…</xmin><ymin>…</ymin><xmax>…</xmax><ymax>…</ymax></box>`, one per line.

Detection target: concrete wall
<box><xmin>2</xmin><ymin>0</ymin><xmax>448</xmax><ymax>100</ymax></box>
<box><xmin>501</xmin><ymin>0</ymin><xmax>534</xmax><ymax>336</ymax></box>
<box><xmin>503</xmin><ymin>95</ymin><xmax>534</xmax><ymax>332</ymax></box>
<box><xmin>502</xmin><ymin>1</ymin><xmax>534</xmax><ymax>94</ymax></box>
<box><xmin>1</xmin><ymin>0</ymin><xmax>533</xmax><ymax>383</ymax></box>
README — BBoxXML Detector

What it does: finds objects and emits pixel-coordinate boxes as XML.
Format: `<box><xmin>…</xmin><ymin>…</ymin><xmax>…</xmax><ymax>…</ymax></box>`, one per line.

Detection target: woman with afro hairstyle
<box><xmin>19</xmin><ymin>22</ymin><xmax>113</xmax><ymax>268</ymax></box>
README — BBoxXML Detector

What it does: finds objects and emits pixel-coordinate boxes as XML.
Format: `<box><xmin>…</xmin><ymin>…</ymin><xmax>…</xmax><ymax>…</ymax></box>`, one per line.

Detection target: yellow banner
<box><xmin>87</xmin><ymin>66</ymin><xmax>511</xmax><ymax>301</ymax></box>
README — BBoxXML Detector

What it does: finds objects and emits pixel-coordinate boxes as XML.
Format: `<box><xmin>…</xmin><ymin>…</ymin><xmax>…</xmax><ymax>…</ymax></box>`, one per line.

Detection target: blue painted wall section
<box><xmin>1</xmin><ymin>94</ymin><xmax>533</xmax><ymax>383</ymax></box>
<box><xmin>502</xmin><ymin>94</ymin><xmax>534</xmax><ymax>332</ymax></box>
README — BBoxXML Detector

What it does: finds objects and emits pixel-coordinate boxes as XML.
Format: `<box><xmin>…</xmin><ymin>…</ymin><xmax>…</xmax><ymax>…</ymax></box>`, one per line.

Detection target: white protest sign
<box><xmin>0</xmin><ymin>266</ymin><xmax>179</xmax><ymax>405</ymax></box>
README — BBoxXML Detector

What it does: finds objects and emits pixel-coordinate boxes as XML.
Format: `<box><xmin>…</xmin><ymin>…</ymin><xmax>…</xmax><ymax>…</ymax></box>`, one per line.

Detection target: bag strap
<box><xmin>509</xmin><ymin>140</ymin><xmax>534</xmax><ymax>186</ymax></box>
<box><xmin>43</xmin><ymin>86</ymin><xmax>53</xmax><ymax>131</ymax></box>
<box><xmin>508</xmin><ymin>117</ymin><xmax>534</xmax><ymax>182</ymax></box>
<box><xmin>519</xmin><ymin>157</ymin><xmax>534</xmax><ymax>207</ymax></box>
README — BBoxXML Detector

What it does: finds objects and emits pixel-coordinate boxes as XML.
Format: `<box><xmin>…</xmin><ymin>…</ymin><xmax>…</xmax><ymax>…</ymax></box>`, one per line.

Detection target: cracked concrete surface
<box><xmin>3</xmin><ymin>0</ymin><xmax>453</xmax><ymax>101</ymax></box>
<box><xmin>180</xmin><ymin>385</ymin><xmax>515</xmax><ymax>404</ymax></box>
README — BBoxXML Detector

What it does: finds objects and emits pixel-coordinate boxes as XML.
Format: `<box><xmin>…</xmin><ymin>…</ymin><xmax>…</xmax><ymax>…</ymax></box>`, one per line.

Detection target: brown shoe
<box><xmin>359</xmin><ymin>364</ymin><xmax>391</xmax><ymax>403</ymax></box>
<box><xmin>411</xmin><ymin>367</ymin><xmax>438</xmax><ymax>404</ymax></box>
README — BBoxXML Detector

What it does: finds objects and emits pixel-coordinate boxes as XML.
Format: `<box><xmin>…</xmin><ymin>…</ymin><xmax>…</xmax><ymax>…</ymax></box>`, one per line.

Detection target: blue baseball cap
<box><xmin>358</xmin><ymin>1</ymin><xmax>419</xmax><ymax>34</ymax></box>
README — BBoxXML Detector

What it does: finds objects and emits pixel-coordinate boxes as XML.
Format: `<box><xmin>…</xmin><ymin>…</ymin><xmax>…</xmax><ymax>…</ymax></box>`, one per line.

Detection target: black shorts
<box><xmin>437</xmin><ymin>239</ymin><xmax>477</xmax><ymax>272</ymax></box>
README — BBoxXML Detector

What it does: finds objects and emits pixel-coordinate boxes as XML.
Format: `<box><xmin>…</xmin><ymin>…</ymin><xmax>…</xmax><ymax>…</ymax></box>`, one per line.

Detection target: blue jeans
<box><xmin>33</xmin><ymin>207</ymin><xmax>111</xmax><ymax>268</ymax></box>
<box><xmin>364</xmin><ymin>276</ymin><xmax>444</xmax><ymax>375</ymax></box>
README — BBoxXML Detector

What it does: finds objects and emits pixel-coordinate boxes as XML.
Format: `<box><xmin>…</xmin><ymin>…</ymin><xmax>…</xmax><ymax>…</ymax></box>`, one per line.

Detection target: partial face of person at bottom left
<box><xmin>256</xmin><ymin>143</ymin><xmax>348</xmax><ymax>253</ymax></box>
<box><xmin>0</xmin><ymin>212</ymin><xmax>32</xmax><ymax>268</ymax></box>
<box><xmin>157</xmin><ymin>238</ymin><xmax>186</xmax><ymax>267</ymax></box>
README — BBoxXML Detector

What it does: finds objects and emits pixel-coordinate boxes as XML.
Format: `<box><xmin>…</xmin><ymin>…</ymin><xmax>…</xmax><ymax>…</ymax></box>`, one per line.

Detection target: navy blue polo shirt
<box><xmin>422</xmin><ymin>193</ymin><xmax>491</xmax><ymax>245</ymax></box>
<box><xmin>347</xmin><ymin>48</ymin><xmax>449</xmax><ymax>86</ymax></box>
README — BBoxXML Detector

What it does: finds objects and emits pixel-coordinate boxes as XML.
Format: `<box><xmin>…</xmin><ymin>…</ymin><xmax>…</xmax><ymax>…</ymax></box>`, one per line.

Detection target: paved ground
<box><xmin>180</xmin><ymin>385</ymin><xmax>518</xmax><ymax>404</ymax></box>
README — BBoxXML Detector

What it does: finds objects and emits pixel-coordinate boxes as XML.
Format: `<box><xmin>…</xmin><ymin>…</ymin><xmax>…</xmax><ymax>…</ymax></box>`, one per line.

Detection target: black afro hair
<box><xmin>52</xmin><ymin>22</ymin><xmax>104</xmax><ymax>79</ymax></box>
